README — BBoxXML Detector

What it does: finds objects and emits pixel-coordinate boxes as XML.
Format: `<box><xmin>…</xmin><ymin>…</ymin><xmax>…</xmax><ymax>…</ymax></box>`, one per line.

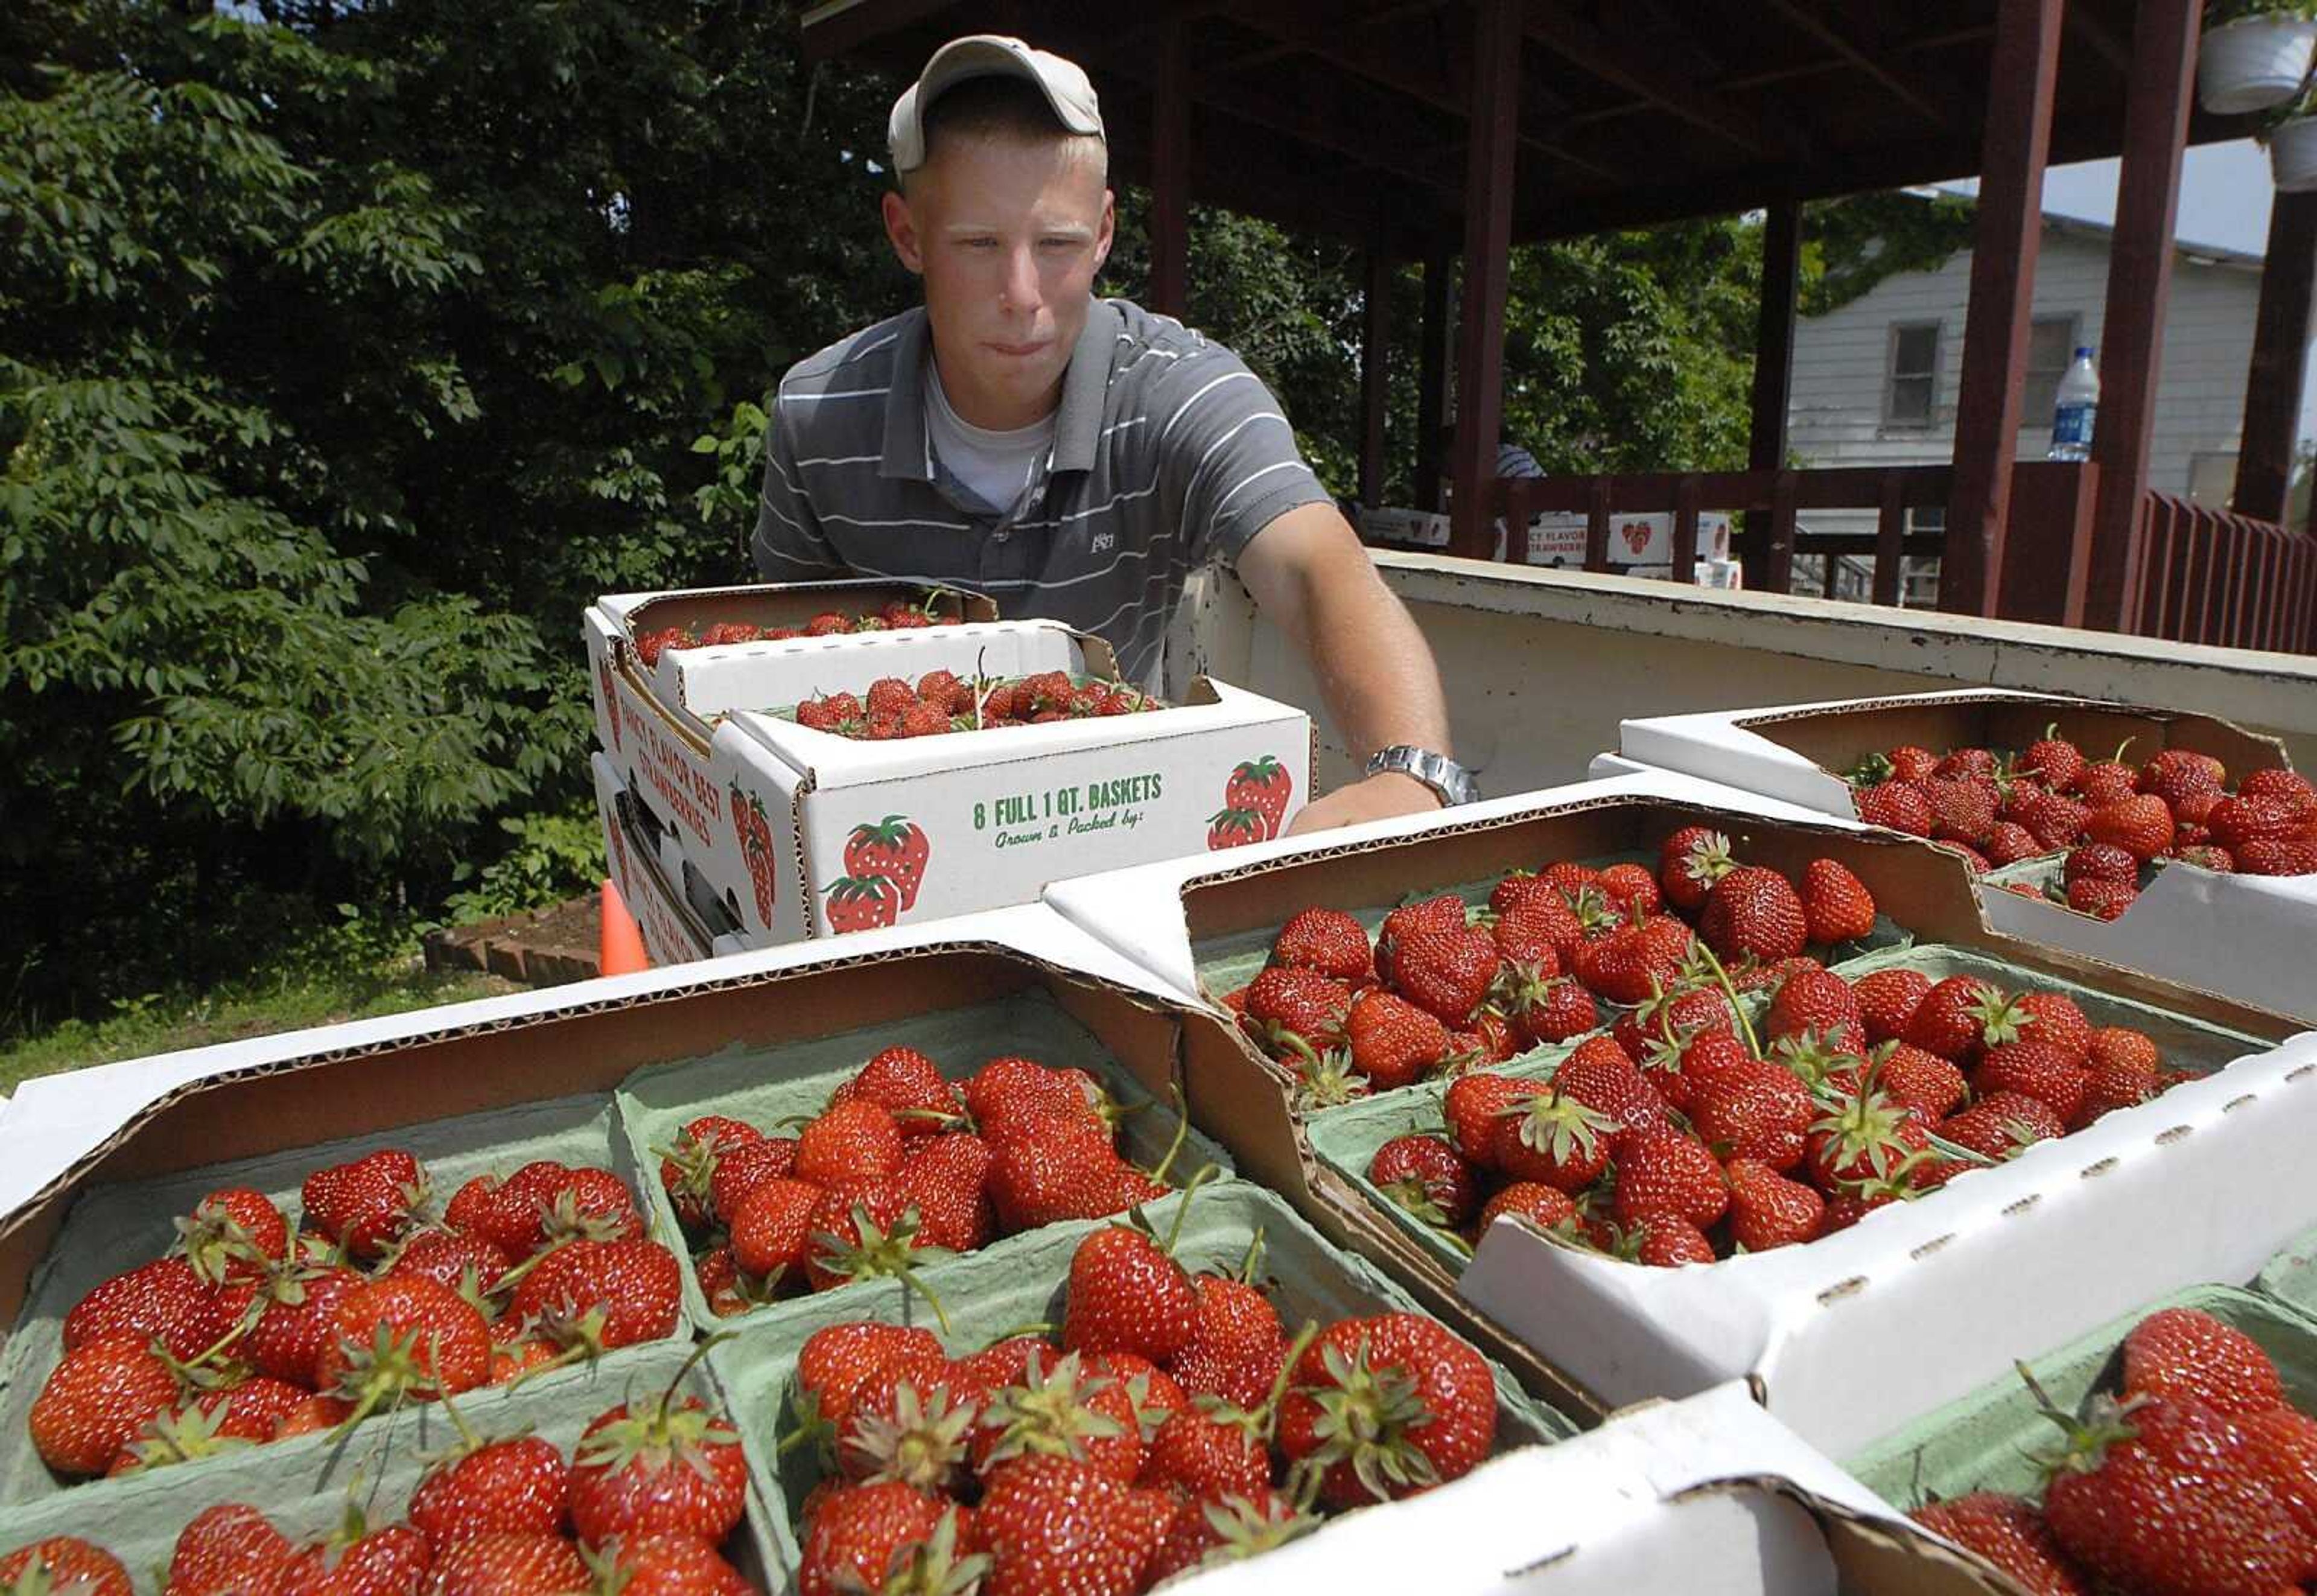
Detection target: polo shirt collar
<box><xmin>879</xmin><ymin>300</ymin><xmax>1120</xmax><ymax>483</ymax></box>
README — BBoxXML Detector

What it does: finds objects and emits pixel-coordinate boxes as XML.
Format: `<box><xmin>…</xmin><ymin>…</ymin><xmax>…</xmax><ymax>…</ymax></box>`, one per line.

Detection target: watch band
<box><xmin>1366</xmin><ymin>745</ymin><xmax>1480</xmax><ymax>807</ymax></box>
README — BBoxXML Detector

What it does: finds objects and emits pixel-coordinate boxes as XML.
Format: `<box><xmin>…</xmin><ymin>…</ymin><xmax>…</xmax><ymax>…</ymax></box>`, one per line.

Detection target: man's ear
<box><xmin>882</xmin><ymin>188</ymin><xmax>926</xmax><ymax>276</ymax></box>
<box><xmin>1094</xmin><ymin>188</ymin><xmax>1116</xmax><ymax>274</ymax></box>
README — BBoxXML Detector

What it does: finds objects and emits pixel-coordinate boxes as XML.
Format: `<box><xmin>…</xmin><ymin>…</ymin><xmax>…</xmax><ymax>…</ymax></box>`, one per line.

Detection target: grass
<box><xmin>0</xmin><ymin>957</ymin><xmax>520</xmax><ymax>1094</ymax></box>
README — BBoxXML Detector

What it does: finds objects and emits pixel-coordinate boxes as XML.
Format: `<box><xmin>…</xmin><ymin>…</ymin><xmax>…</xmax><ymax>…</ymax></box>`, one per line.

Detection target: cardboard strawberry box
<box><xmin>593</xmin><ymin>750</ymin><xmax>747</xmax><ymax>966</ymax></box>
<box><xmin>1045</xmin><ymin>777</ymin><xmax>2312</xmax><ymax>1448</ymax></box>
<box><xmin>701</xmin><ymin>1180</ymin><xmax>1574</xmax><ymax>1596</ymax></box>
<box><xmin>1616</xmin><ymin>690</ymin><xmax>2315</xmax><ymax>1019</ymax></box>
<box><xmin>594</xmin><ymin>608</ymin><xmax>1311</xmax><ymax>945</ymax></box>
<box><xmin>1182</xmin><ymin>1381</ymin><xmax>2015</xmax><ymax>1596</ymax></box>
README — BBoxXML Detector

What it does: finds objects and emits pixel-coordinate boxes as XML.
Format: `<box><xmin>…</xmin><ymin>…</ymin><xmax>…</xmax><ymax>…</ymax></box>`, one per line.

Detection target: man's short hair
<box><xmin>902</xmin><ymin>75</ymin><xmax>1106</xmax><ymax>192</ymax></box>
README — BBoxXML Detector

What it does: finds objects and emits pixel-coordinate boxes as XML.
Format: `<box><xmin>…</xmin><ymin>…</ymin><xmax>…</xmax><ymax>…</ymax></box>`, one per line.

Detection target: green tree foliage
<box><xmin>0</xmin><ymin>0</ymin><xmax>1904</xmax><ymax>1034</ymax></box>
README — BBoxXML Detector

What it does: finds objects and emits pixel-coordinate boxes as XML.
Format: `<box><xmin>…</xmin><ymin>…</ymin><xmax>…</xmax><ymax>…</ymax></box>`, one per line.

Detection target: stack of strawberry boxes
<box><xmin>584</xmin><ymin>582</ymin><xmax>1311</xmax><ymax>959</ymax></box>
<box><xmin>1616</xmin><ymin>690</ymin><xmax>2317</xmax><ymax>1021</ymax></box>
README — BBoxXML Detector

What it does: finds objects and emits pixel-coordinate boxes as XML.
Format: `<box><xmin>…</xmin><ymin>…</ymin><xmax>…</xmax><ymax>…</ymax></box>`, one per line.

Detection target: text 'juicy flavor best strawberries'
<box><xmin>783</xmin><ymin>1187</ymin><xmax>1499</xmax><ymax>1596</ymax></box>
<box><xmin>1306</xmin><ymin>830</ymin><xmax>2203</xmax><ymax>1269</ymax></box>
<box><xmin>10</xmin><ymin>1347</ymin><xmax>759</xmax><ymax>1594</ymax></box>
<box><xmin>659</xmin><ymin>1047</ymin><xmax>1193</xmax><ymax>1327</ymax></box>
<box><xmin>632</xmin><ymin>597</ymin><xmax>949</xmax><ymax>666</ymax></box>
<box><xmin>29</xmin><ymin>1151</ymin><xmax>684</xmax><ymax>1485</ymax></box>
<box><xmin>1907</xmin><ymin>1305</ymin><xmax>2317</xmax><ymax>1596</ymax></box>
<box><xmin>1844</xmin><ymin>731</ymin><xmax>2317</xmax><ymax>911</ymax></box>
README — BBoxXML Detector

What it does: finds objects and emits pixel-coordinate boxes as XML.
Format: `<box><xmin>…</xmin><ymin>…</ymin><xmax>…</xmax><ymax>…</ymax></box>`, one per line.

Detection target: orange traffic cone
<box><xmin>599</xmin><ymin>877</ymin><xmax>650</xmax><ymax>976</ymax></box>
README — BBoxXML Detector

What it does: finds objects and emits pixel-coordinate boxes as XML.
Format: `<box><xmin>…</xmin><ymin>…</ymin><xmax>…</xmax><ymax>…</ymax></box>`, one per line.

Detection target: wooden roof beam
<box><xmin>799</xmin><ymin>0</ymin><xmax>958</xmax><ymax>65</ymax></box>
<box><xmin>1521</xmin><ymin>0</ymin><xmax>1807</xmax><ymax>160</ymax></box>
<box><xmin>1760</xmin><ymin>0</ymin><xmax>1948</xmax><ymax>130</ymax></box>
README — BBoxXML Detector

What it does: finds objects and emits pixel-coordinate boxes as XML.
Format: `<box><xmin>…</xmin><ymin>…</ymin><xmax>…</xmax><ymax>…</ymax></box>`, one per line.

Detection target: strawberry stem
<box><xmin>1688</xmin><ymin>939</ymin><xmax>1763</xmax><ymax>1061</ymax></box>
<box><xmin>1146</xmin><ymin>1084</ymin><xmax>1193</xmax><ymax>1187</ymax></box>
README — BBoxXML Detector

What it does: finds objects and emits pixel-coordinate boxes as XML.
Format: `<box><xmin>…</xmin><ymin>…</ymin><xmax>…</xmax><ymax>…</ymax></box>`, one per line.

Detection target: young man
<box><xmin>754</xmin><ymin>36</ymin><xmax>1475</xmax><ymax>831</ymax></box>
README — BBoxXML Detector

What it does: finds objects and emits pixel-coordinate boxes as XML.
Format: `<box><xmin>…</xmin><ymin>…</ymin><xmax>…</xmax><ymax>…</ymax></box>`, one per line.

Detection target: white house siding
<box><xmin>1785</xmin><ymin>222</ymin><xmax>2272</xmax><ymax>539</ymax></box>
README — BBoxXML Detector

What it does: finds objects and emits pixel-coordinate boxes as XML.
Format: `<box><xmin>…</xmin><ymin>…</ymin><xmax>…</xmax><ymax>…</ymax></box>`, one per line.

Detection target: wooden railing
<box><xmin>2131</xmin><ymin>491</ymin><xmax>2317</xmax><ymax>653</ymax></box>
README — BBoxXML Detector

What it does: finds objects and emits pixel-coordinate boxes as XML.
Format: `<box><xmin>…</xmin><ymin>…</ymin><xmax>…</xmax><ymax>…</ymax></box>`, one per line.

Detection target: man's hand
<box><xmin>1286</xmin><ymin>771</ymin><xmax>1443</xmax><ymax>836</ymax></box>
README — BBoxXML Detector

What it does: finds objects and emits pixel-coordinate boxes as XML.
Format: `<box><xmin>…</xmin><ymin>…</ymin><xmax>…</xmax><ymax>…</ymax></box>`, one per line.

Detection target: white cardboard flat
<box><xmin>0</xmin><ymin>904</ymin><xmax>1184</xmax><ymax>1227</ymax></box>
<box><xmin>1174</xmin><ymin>1382</ymin><xmax>1988</xmax><ymax>1596</ymax></box>
<box><xmin>1040</xmin><ymin>769</ymin><xmax>1840</xmax><ymax>1005</ymax></box>
<box><xmin>1616</xmin><ymin>689</ymin><xmax>2317</xmax><ymax>1020</ymax></box>
<box><xmin>1458</xmin><ymin>1029</ymin><xmax>2317</xmax><ymax>1457</ymax></box>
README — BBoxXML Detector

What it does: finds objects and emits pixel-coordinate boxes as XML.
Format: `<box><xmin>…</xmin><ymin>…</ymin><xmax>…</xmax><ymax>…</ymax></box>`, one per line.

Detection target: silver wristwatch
<box><xmin>1366</xmin><ymin>745</ymin><xmax>1480</xmax><ymax>807</ymax></box>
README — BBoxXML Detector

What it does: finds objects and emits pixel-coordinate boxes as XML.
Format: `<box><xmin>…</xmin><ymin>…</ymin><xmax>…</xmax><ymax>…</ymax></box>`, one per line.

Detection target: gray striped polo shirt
<box><xmin>752</xmin><ymin>296</ymin><xmax>1332</xmax><ymax>687</ymax></box>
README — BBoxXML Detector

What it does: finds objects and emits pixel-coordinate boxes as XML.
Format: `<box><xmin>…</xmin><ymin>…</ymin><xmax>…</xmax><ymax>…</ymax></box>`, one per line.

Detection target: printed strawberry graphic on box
<box><xmin>597</xmin><ymin>657</ymin><xmax>621</xmax><ymax>752</ymax></box>
<box><xmin>728</xmin><ymin>780</ymin><xmax>779</xmax><ymax>930</ymax></box>
<box><xmin>1621</xmin><ymin>520</ymin><xmax>1652</xmax><ymax>556</ymax></box>
<box><xmin>1207</xmin><ymin>807</ymin><xmax>1266</xmax><ymax>851</ymax></box>
<box><xmin>823</xmin><ymin>873</ymin><xmax>902</xmax><ymax>932</ymax></box>
<box><xmin>1225</xmin><ymin>755</ymin><xmax>1295</xmax><ymax>840</ymax></box>
<box><xmin>843</xmin><ymin>815</ymin><xmax>931</xmax><ymax>911</ymax></box>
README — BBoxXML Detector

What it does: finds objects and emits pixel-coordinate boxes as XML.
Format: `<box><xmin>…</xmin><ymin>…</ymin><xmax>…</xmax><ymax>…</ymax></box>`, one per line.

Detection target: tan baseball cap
<box><xmin>887</xmin><ymin>35</ymin><xmax>1105</xmax><ymax>173</ymax></box>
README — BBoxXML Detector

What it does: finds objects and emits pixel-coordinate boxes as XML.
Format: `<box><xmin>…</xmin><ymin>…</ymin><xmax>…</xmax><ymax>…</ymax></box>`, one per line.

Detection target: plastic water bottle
<box><xmin>2048</xmin><ymin>346</ymin><xmax>2099</xmax><ymax>462</ymax></box>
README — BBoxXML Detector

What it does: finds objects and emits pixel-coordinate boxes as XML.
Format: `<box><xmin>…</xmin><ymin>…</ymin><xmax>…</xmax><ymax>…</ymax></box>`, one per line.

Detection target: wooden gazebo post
<box><xmin>1747</xmin><ymin>199</ymin><xmax>1803</xmax><ymax>593</ymax></box>
<box><xmin>2235</xmin><ymin>192</ymin><xmax>2317</xmax><ymax>528</ymax></box>
<box><xmin>1146</xmin><ymin>19</ymin><xmax>1190</xmax><ymax>318</ymax></box>
<box><xmin>1446</xmin><ymin>0</ymin><xmax>1521</xmax><ymax>561</ymax></box>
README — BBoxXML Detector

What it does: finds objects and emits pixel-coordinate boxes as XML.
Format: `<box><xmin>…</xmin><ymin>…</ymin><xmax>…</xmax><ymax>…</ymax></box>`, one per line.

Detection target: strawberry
<box><xmin>1489</xmin><ymin>901</ymin><xmax>1566</xmax><ymax>971</ymax></box>
<box><xmin>1342</xmin><ymin>990</ymin><xmax>1451</xmax><ymax>1092</ymax></box>
<box><xmin>970</xmin><ymin>1352</ymin><xmax>1140</xmax><ymax>1486</ymax></box>
<box><xmin>1269</xmin><ymin>908</ymin><xmax>1375</xmax><ymax>985</ymax></box>
<box><xmin>1700</xmin><ymin>867</ymin><xmax>1808</xmax><ymax>964</ymax></box>
<box><xmin>1385</xmin><ymin>920</ymin><xmax>1501</xmax><ymax>1029</ymax></box>
<box><xmin>167</xmin><ymin>1504</ymin><xmax>296</xmax><ymax>1595</ymax></box>
<box><xmin>2085</xmin><ymin>795</ymin><xmax>2174</xmax><ymax>863</ymax></box>
<box><xmin>1556</xmin><ymin>1036</ymin><xmax>1673</xmax><ymax>1144</ymax></box>
<box><xmin>427</xmin><ymin>1534</ymin><xmax>588</xmax><ymax>1595</ymax></box>
<box><xmin>2076</xmin><ymin>1056</ymin><xmax>2162</xmax><ymax>1125</ymax></box>
<box><xmin>2064</xmin><ymin>877</ymin><xmax>2137</xmax><ymax>918</ymax></box>
<box><xmin>1974</xmin><ymin>1040</ymin><xmax>2090</xmax><ymax>1125</ymax></box>
<box><xmin>1765</xmin><ymin>967</ymin><xmax>1864</xmax><ymax>1051</ymax></box>
<box><xmin>1804</xmin><ymin>1087</ymin><xmax>1932</xmax><ymax>1191</ymax></box>
<box><xmin>383</xmin><ymin>1230</ymin><xmax>513</xmax><ymax>1305</ymax></box>
<box><xmin>1904</xmin><ymin>976</ymin><xmax>2025</xmax><ymax>1061</ymax></box>
<box><xmin>632</xmin><ymin>626</ymin><xmax>694</xmax><ymax>666</ymax></box>
<box><xmin>1886</xmin><ymin>746</ymin><xmax>1942</xmax><ymax>782</ymax></box>
<box><xmin>30</xmin><ymin>1337</ymin><xmax>181</xmax><ymax>1477</ymax></box>
<box><xmin>2076</xmin><ymin>746</ymin><xmax>2141</xmax><ymax>806</ymax></box>
<box><xmin>2039</xmin><ymin>1391</ymin><xmax>2311</xmax><ymax>1595</ymax></box>
<box><xmin>830</xmin><ymin>1048</ymin><xmax>962</xmax><ymax>1138</ymax></box>
<box><xmin>844</xmin><ymin>817</ymin><xmax>931</xmax><ymax>911</ymax></box>
<box><xmin>2137</xmin><ymin>748</ymin><xmax>2227</xmax><ymax>807</ymax></box>
<box><xmin>1443</xmin><ymin>1073</ymin><xmax>1540</xmax><ymax>1166</ymax></box>
<box><xmin>2170</xmin><ymin>843</ymin><xmax>2236</xmax><ymax>871</ymax></box>
<box><xmin>1478</xmin><ymin>1181</ymin><xmax>1578</xmax><ymax>1235</ymax></box>
<box><xmin>2014</xmin><ymin>788</ymin><xmax>2091</xmax><ymax>851</ymax></box>
<box><xmin>1225</xmin><ymin>755</ymin><xmax>1295</xmax><ymax>840</ymax></box>
<box><xmin>1143</xmin><ymin>1487</ymin><xmax>1315</xmax><ymax>1584</ymax></box>
<box><xmin>2240</xmin><ymin>765</ymin><xmax>2316</xmax><ymax>801</ymax></box>
<box><xmin>1241</xmin><ymin>967</ymin><xmax>1352</xmax><ymax>1064</ymax></box>
<box><xmin>269</xmin><ymin>1522</ymin><xmax>432</xmax><ymax>1596</ymax></box>
<box><xmin>1799</xmin><ymin>858</ymin><xmax>1877</xmax><ymax>944</ymax></box>
<box><xmin>794</xmin><ymin>1100</ymin><xmax>906</xmax><ymax>1188</ymax></box>
<box><xmin>1613</xmin><ymin>984</ymin><xmax>1735</xmax><ymax>1060</ymax></box>
<box><xmin>241</xmin><ymin>1251</ymin><xmax>364</xmax><ymax>1386</ymax></box>
<box><xmin>1502</xmin><ymin>974</ymin><xmax>1598</xmax><ymax>1048</ymax></box>
<box><xmin>107</xmin><ymin>1378</ymin><xmax>304</xmax><ymax>1475</ymax></box>
<box><xmin>653</xmin><ymin>1115</ymin><xmax>762</xmax><ymax>1231</ymax></box>
<box><xmin>2122</xmin><ymin>1306</ymin><xmax>2286</xmax><ymax>1418</ymax></box>
<box><xmin>1724</xmin><ymin>1158</ymin><xmax>1825</xmax><ymax>1252</ymax></box>
<box><xmin>1569</xmin><ymin>914</ymin><xmax>1691</xmax><ymax>1005</ymax></box>
<box><xmin>300</xmin><ymin>1148</ymin><xmax>426</xmax><ymax>1260</ymax></box>
<box><xmin>1657</xmin><ymin>826</ymin><xmax>1732</xmax><ymax>912</ymax></box>
<box><xmin>1852</xmin><ymin>967</ymin><xmax>1931</xmax><ymax>1044</ymax></box>
<box><xmin>984</xmin><ymin>1114</ymin><xmax>1149</xmax><ymax>1233</ymax></box>
<box><xmin>1277</xmin><ymin>1314</ymin><xmax>1496</xmax><ymax>1506</ymax></box>
<box><xmin>975</xmin><ymin>1456</ymin><xmax>1172</xmax><ymax>1596</ymax></box>
<box><xmin>521</xmin><ymin>1238</ymin><xmax>683</xmax><ymax>1356</ymax></box>
<box><xmin>1367</xmin><ymin>1134</ymin><xmax>1477</xmax><ymax>1228</ymax></box>
<box><xmin>707</xmin><ymin>1136</ymin><xmax>796</xmax><ymax>1227</ymax></box>
<box><xmin>2063</xmin><ymin>842</ymin><xmax>2137</xmax><ymax>884</ymax></box>
<box><xmin>2239</xmin><ymin>836</ymin><xmax>2317</xmax><ymax>874</ymax></box>
<box><xmin>1063</xmin><ymin>1207</ymin><xmax>1201</xmax><ymax>1364</ymax></box>
<box><xmin>839</xmin><ymin>1353</ymin><xmax>985</xmax><ymax>1492</ymax></box>
<box><xmin>1932</xmin><ymin>746</ymin><xmax>1997</xmax><ymax>782</ymax></box>
<box><xmin>1909</xmin><ymin>1493</ymin><xmax>2090</xmax><ymax>1596</ymax></box>
<box><xmin>1632</xmin><ymin>1216</ymin><xmax>1718</xmax><ymax>1267</ymax></box>
<box><xmin>1921</xmin><ymin>777</ymin><xmax>1998</xmax><ymax>845</ymax></box>
<box><xmin>964</xmin><ymin>1335</ymin><xmax>1061</xmax><ymax>1393</ymax></box>
<box><xmin>796</xmin><ymin>1484</ymin><xmax>967</xmax><ymax>1596</ymax></box>
<box><xmin>1983</xmin><ymin>822</ymin><xmax>2043</xmax><ymax>867</ymax></box>
<box><xmin>823</xmin><ymin>874</ymin><xmax>903</xmax><ymax>932</ymax></box>
<box><xmin>1492</xmin><ymin>1090</ymin><xmax>1618</xmax><ymax>1192</ymax></box>
<box><xmin>588</xmin><ymin>1535</ymin><xmax>753</xmax><ymax>1594</ymax></box>
<box><xmin>1937</xmin><ymin>1092</ymin><xmax>2066</xmax><ymax>1162</ymax></box>
<box><xmin>63</xmin><ymin>1257</ymin><xmax>229</xmax><ymax>1363</ymax></box>
<box><xmin>0</xmin><ymin>1538</ymin><xmax>131</xmax><ymax>1594</ymax></box>
<box><xmin>2012</xmin><ymin>991</ymin><xmax>2090</xmax><ymax>1058</ymax></box>
<box><xmin>314</xmin><ymin>1274</ymin><xmax>491</xmax><ymax>1425</ymax></box>
<box><xmin>1594</xmin><ymin>862</ymin><xmax>1662</xmax><ymax>915</ymax></box>
<box><xmin>1690</xmin><ymin>1061</ymin><xmax>1813</xmax><ymax>1172</ymax></box>
<box><xmin>2020</xmin><ymin>728</ymin><xmax>2087</xmax><ymax>792</ymax></box>
<box><xmin>1876</xmin><ymin>1043</ymin><xmax>1968</xmax><ymax>1120</ymax></box>
<box><xmin>1171</xmin><ymin>1270</ymin><xmax>1289</xmax><ymax>1412</ymax></box>
<box><xmin>1611</xmin><ymin>1125</ymin><xmax>1731</xmax><ymax>1229</ymax></box>
<box><xmin>1855</xmin><ymin>780</ymin><xmax>1934</xmax><ymax>835</ymax></box>
<box><xmin>569</xmin><ymin>1381</ymin><xmax>747</xmax><ymax>1549</ymax></box>
<box><xmin>792</xmin><ymin>1323</ymin><xmax>947</xmax><ymax>1454</ymax></box>
<box><xmin>410</xmin><ymin>1434</ymin><xmax>571</xmax><ymax>1554</ymax></box>
<box><xmin>2088</xmin><ymin>1026</ymin><xmax>2161</xmax><ymax>1076</ymax></box>
<box><xmin>174</xmin><ymin>1187</ymin><xmax>290</xmax><ymax>1286</ymax></box>
<box><xmin>2241</xmin><ymin>1405</ymin><xmax>2317</xmax><ymax>1547</ymax></box>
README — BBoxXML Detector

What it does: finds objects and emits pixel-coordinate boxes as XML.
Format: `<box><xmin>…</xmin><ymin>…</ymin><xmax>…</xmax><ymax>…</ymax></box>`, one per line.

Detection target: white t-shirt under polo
<box><xmin>925</xmin><ymin>361</ymin><xmax>1055</xmax><ymax>515</ymax></box>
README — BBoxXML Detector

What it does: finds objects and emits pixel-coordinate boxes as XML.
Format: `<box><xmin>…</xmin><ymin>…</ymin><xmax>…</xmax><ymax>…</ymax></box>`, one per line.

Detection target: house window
<box><xmin>2021</xmin><ymin>317</ymin><xmax>2079</xmax><ymax>426</ymax></box>
<box><xmin>2187</xmin><ymin>453</ymin><xmax>2238</xmax><ymax>508</ymax></box>
<box><xmin>1886</xmin><ymin>323</ymin><xmax>1940</xmax><ymax>427</ymax></box>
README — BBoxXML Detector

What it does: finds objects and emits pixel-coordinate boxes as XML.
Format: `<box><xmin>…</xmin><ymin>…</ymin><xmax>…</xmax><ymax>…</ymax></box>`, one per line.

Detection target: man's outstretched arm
<box><xmin>1235</xmin><ymin>502</ymin><xmax>1455</xmax><ymax>834</ymax></box>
